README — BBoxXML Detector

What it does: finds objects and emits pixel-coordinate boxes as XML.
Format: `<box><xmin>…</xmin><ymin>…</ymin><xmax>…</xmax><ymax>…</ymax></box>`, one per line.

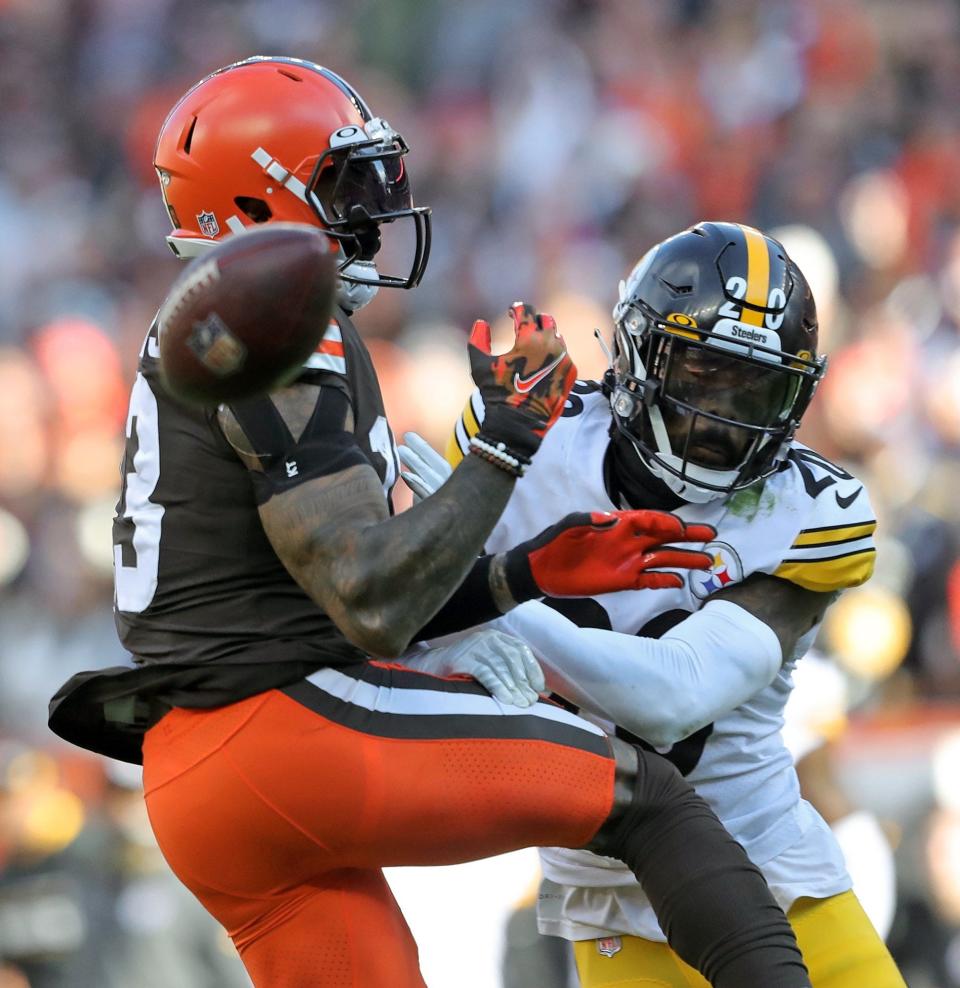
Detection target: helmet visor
<box><xmin>659</xmin><ymin>339</ymin><xmax>797</xmax><ymax>470</ymax></box>
<box><xmin>311</xmin><ymin>144</ymin><xmax>412</xmax><ymax>224</ymax></box>
<box><xmin>307</xmin><ymin>135</ymin><xmax>431</xmax><ymax>289</ymax></box>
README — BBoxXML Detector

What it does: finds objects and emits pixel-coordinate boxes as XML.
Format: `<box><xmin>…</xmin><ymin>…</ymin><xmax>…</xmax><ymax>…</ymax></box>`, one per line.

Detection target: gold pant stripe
<box><xmin>573</xmin><ymin>890</ymin><xmax>906</xmax><ymax>988</ymax></box>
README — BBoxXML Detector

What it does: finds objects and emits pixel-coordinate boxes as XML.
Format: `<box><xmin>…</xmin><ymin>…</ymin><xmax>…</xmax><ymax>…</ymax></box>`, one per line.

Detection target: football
<box><xmin>157</xmin><ymin>223</ymin><xmax>338</xmax><ymax>407</ymax></box>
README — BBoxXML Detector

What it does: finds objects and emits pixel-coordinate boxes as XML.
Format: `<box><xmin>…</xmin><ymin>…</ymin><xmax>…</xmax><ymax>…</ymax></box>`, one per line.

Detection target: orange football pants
<box><xmin>142</xmin><ymin>661</ymin><xmax>615</xmax><ymax>987</ymax></box>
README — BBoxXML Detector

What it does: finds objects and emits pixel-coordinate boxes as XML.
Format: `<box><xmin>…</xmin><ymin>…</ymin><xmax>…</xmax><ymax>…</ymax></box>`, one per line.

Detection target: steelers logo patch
<box><xmin>690</xmin><ymin>541</ymin><xmax>744</xmax><ymax>600</ymax></box>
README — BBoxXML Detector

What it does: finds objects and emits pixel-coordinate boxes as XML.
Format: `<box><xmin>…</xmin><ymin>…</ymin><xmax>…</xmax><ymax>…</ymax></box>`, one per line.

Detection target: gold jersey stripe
<box><xmin>774</xmin><ymin>549</ymin><xmax>876</xmax><ymax>592</ymax></box>
<box><xmin>739</xmin><ymin>224</ymin><xmax>770</xmax><ymax>327</ymax></box>
<box><xmin>446</xmin><ymin>396</ymin><xmax>482</xmax><ymax>467</ymax></box>
<box><xmin>464</xmin><ymin>397</ymin><xmax>482</xmax><ymax>438</ymax></box>
<box><xmin>445</xmin><ymin>430</ymin><xmax>465</xmax><ymax>467</ymax></box>
<box><xmin>792</xmin><ymin>521</ymin><xmax>877</xmax><ymax>548</ymax></box>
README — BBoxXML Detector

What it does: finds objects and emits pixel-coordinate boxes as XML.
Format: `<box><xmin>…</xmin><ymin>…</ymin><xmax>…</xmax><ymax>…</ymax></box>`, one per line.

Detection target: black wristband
<box><xmin>501</xmin><ymin>547</ymin><xmax>541</xmax><ymax>604</ymax></box>
<box><xmin>476</xmin><ymin>404</ymin><xmax>545</xmax><ymax>460</ymax></box>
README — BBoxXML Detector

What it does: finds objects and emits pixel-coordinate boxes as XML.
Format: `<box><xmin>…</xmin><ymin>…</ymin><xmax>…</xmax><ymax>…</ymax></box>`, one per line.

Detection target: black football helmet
<box><xmin>609</xmin><ymin>221</ymin><xmax>826</xmax><ymax>502</ymax></box>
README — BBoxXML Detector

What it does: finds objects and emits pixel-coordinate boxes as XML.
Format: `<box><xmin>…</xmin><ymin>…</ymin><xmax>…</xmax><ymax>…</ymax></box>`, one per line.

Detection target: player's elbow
<box><xmin>337</xmin><ymin>597</ymin><xmax>412</xmax><ymax>659</ymax></box>
<box><xmin>331</xmin><ymin>612</ymin><xmax>409</xmax><ymax>659</ymax></box>
<box><xmin>642</xmin><ymin>722</ymin><xmax>698</xmax><ymax>749</ymax></box>
<box><xmin>623</xmin><ymin>703</ymin><xmax>706</xmax><ymax>750</ymax></box>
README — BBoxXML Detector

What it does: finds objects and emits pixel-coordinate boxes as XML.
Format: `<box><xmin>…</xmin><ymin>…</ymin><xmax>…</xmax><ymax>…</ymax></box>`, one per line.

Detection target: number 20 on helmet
<box><xmin>609</xmin><ymin>221</ymin><xmax>826</xmax><ymax>503</ymax></box>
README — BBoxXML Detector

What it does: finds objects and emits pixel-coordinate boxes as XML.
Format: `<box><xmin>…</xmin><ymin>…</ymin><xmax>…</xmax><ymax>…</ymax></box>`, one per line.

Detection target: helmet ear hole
<box><xmin>234</xmin><ymin>197</ymin><xmax>272</xmax><ymax>223</ymax></box>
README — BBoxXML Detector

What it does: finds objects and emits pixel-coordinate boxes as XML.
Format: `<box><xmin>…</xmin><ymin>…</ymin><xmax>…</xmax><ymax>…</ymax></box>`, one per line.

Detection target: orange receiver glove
<box><xmin>503</xmin><ymin>510</ymin><xmax>716</xmax><ymax>599</ymax></box>
<box><xmin>468</xmin><ymin>301</ymin><xmax>577</xmax><ymax>468</ymax></box>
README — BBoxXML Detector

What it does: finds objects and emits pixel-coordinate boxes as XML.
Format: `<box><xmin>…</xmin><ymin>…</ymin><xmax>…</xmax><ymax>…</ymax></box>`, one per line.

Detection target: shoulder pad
<box><xmin>774</xmin><ymin>446</ymin><xmax>876</xmax><ymax>592</ymax></box>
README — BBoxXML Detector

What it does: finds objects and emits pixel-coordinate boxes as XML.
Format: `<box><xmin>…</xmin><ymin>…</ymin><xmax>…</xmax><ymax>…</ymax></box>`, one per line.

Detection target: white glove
<box><xmin>399</xmin><ymin>432</ymin><xmax>453</xmax><ymax>501</ymax></box>
<box><xmin>402</xmin><ymin>629</ymin><xmax>546</xmax><ymax>707</ymax></box>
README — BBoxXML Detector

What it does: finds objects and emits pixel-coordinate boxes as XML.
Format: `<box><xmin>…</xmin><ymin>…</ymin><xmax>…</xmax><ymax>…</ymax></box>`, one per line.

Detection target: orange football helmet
<box><xmin>154</xmin><ymin>56</ymin><xmax>431</xmax><ymax>298</ymax></box>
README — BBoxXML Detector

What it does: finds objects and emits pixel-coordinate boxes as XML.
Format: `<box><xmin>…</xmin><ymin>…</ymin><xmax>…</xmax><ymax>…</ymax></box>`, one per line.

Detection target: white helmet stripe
<box><xmin>251</xmin><ymin>147</ymin><xmax>309</xmax><ymax>203</ymax></box>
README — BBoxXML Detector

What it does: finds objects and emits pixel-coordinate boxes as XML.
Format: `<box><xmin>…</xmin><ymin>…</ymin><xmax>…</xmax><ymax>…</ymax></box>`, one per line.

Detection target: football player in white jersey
<box><xmin>402</xmin><ymin>222</ymin><xmax>906</xmax><ymax>987</ymax></box>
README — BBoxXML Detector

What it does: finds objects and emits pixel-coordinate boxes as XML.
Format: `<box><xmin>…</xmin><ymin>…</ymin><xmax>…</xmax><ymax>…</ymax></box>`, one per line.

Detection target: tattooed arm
<box><xmin>218</xmin><ymin>303</ymin><xmax>701</xmax><ymax>657</ymax></box>
<box><xmin>219</xmin><ymin>383</ymin><xmax>515</xmax><ymax>658</ymax></box>
<box><xmin>264</xmin><ymin>459</ymin><xmax>516</xmax><ymax>658</ymax></box>
<box><xmin>713</xmin><ymin>573</ymin><xmax>835</xmax><ymax>659</ymax></box>
<box><xmin>219</xmin><ymin>375</ymin><xmax>709</xmax><ymax>655</ymax></box>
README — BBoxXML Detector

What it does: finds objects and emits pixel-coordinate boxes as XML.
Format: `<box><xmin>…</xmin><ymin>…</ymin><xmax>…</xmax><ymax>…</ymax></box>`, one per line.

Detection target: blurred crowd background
<box><xmin>2</xmin><ymin>0</ymin><xmax>960</xmax><ymax>985</ymax></box>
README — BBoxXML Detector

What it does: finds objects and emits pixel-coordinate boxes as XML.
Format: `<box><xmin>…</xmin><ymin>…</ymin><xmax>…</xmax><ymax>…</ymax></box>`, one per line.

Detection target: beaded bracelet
<box><xmin>469</xmin><ymin>435</ymin><xmax>529</xmax><ymax>477</ymax></box>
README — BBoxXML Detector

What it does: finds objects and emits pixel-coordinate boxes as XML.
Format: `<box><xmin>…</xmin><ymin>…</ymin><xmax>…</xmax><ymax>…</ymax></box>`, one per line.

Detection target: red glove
<box><xmin>502</xmin><ymin>510</ymin><xmax>716</xmax><ymax>599</ymax></box>
<box><xmin>468</xmin><ymin>302</ymin><xmax>577</xmax><ymax>465</ymax></box>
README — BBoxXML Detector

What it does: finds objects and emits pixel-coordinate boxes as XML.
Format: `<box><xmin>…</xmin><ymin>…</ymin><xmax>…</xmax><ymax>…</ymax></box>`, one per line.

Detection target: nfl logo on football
<box><xmin>187</xmin><ymin>312</ymin><xmax>247</xmax><ymax>376</ymax></box>
<box><xmin>196</xmin><ymin>210</ymin><xmax>220</xmax><ymax>238</ymax></box>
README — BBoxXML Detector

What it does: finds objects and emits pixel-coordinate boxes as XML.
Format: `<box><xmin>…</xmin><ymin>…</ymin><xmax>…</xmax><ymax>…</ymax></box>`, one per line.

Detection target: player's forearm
<box><xmin>500</xmin><ymin>600</ymin><xmax>782</xmax><ymax>747</ymax></box>
<box><xmin>330</xmin><ymin>456</ymin><xmax>516</xmax><ymax>656</ymax></box>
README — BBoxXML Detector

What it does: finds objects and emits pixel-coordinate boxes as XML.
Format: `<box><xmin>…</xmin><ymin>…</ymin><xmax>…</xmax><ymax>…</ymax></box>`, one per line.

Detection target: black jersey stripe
<box><xmin>281</xmin><ymin>667</ymin><xmax>610</xmax><ymax>757</ymax></box>
<box><xmin>781</xmin><ymin>546</ymin><xmax>877</xmax><ymax>565</ymax></box>
<box><xmin>790</xmin><ymin>533</ymin><xmax>873</xmax><ymax>550</ymax></box>
<box><xmin>795</xmin><ymin>519</ymin><xmax>876</xmax><ymax>536</ymax></box>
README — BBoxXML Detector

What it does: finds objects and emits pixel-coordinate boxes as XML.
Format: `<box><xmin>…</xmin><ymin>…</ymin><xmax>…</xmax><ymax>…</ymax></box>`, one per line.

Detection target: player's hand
<box><xmin>399</xmin><ymin>432</ymin><xmax>452</xmax><ymax>501</ymax></box>
<box><xmin>501</xmin><ymin>510</ymin><xmax>717</xmax><ymax>600</ymax></box>
<box><xmin>403</xmin><ymin>629</ymin><xmax>545</xmax><ymax>707</ymax></box>
<box><xmin>468</xmin><ymin>302</ymin><xmax>576</xmax><ymax>464</ymax></box>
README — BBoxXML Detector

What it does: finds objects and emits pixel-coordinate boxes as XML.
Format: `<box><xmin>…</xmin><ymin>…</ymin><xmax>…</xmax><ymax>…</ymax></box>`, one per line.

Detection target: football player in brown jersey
<box><xmin>50</xmin><ymin>58</ymin><xmax>811</xmax><ymax>988</ymax></box>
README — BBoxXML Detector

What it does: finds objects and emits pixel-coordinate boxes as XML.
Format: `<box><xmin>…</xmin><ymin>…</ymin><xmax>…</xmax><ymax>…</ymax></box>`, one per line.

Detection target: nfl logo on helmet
<box><xmin>196</xmin><ymin>210</ymin><xmax>220</xmax><ymax>238</ymax></box>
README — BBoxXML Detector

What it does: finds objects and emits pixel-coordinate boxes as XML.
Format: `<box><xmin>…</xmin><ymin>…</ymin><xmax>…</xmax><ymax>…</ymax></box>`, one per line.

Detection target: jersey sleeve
<box><xmin>773</xmin><ymin>449</ymin><xmax>877</xmax><ymax>593</ymax></box>
<box><xmin>299</xmin><ymin>317</ymin><xmax>348</xmax><ymax>378</ymax></box>
<box><xmin>445</xmin><ymin>388</ymin><xmax>486</xmax><ymax>467</ymax></box>
<box><xmin>227</xmin><ymin>378</ymin><xmax>368</xmax><ymax>505</ymax></box>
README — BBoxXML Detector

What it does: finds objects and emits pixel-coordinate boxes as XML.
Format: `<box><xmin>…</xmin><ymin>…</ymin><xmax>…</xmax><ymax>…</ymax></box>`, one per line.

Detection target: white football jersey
<box><xmin>448</xmin><ymin>383</ymin><xmax>877</xmax><ymax>941</ymax></box>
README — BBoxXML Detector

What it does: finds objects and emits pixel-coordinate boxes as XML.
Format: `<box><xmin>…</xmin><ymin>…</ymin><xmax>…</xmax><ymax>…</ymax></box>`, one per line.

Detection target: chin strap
<box><xmin>335</xmin><ymin>258</ymin><xmax>380</xmax><ymax>311</ymax></box>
